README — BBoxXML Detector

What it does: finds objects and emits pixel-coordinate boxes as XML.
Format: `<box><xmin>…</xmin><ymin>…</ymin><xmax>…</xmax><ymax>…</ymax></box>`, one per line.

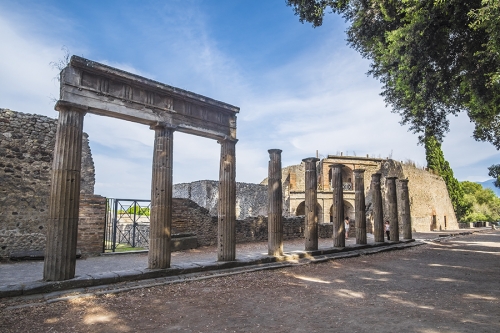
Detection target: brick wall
<box><xmin>77</xmin><ymin>194</ymin><xmax>106</xmax><ymax>256</ymax></box>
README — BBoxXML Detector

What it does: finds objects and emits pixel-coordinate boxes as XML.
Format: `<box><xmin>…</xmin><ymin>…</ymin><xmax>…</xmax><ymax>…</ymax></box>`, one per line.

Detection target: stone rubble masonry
<box><xmin>173</xmin><ymin>180</ymin><xmax>268</xmax><ymax>220</ymax></box>
<box><xmin>0</xmin><ymin>109</ymin><xmax>98</xmax><ymax>259</ymax></box>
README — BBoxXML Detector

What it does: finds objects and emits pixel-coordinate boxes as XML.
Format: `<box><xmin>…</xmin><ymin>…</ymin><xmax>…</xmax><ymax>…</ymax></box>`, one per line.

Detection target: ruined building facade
<box><xmin>263</xmin><ymin>155</ymin><xmax>458</xmax><ymax>233</ymax></box>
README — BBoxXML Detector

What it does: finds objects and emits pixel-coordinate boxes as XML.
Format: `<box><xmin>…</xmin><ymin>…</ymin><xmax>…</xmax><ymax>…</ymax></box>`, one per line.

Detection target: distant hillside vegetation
<box><xmin>478</xmin><ymin>179</ymin><xmax>500</xmax><ymax>197</ymax></box>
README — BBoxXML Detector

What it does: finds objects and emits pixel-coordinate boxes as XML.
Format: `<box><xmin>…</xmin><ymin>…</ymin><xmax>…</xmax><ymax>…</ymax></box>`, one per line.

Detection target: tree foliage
<box><xmin>286</xmin><ymin>0</ymin><xmax>500</xmax><ymax>146</ymax></box>
<box><xmin>425</xmin><ymin>134</ymin><xmax>470</xmax><ymax>220</ymax></box>
<box><xmin>488</xmin><ymin>164</ymin><xmax>500</xmax><ymax>188</ymax></box>
<box><xmin>461</xmin><ymin>180</ymin><xmax>500</xmax><ymax>222</ymax></box>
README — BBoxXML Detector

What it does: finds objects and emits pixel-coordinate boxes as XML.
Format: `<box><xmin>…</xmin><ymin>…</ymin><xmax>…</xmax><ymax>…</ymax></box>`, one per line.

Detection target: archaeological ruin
<box><xmin>1</xmin><ymin>56</ymin><xmax>460</xmax><ymax>283</ymax></box>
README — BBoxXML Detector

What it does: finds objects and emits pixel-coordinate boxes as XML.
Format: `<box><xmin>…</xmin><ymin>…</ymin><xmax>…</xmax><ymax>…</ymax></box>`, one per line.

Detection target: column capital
<box><xmin>54</xmin><ymin>100</ymin><xmax>88</xmax><ymax>114</ymax></box>
<box><xmin>217</xmin><ymin>136</ymin><xmax>238</xmax><ymax>144</ymax></box>
<box><xmin>386</xmin><ymin>176</ymin><xmax>398</xmax><ymax>180</ymax></box>
<box><xmin>371</xmin><ymin>172</ymin><xmax>382</xmax><ymax>179</ymax></box>
<box><xmin>353</xmin><ymin>169</ymin><xmax>366</xmax><ymax>175</ymax></box>
<box><xmin>399</xmin><ymin>178</ymin><xmax>409</xmax><ymax>184</ymax></box>
<box><xmin>149</xmin><ymin>122</ymin><xmax>177</xmax><ymax>131</ymax></box>
<box><xmin>268</xmin><ymin>148</ymin><xmax>282</xmax><ymax>155</ymax></box>
<box><xmin>302</xmin><ymin>157</ymin><xmax>319</xmax><ymax>164</ymax></box>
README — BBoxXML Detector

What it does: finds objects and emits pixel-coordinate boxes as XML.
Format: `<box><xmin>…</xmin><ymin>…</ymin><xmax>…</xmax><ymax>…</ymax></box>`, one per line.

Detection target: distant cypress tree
<box><xmin>425</xmin><ymin>133</ymin><xmax>471</xmax><ymax>220</ymax></box>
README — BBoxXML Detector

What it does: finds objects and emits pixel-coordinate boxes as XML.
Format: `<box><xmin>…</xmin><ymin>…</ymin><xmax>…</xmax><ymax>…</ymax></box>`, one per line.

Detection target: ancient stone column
<box><xmin>330</xmin><ymin>164</ymin><xmax>345</xmax><ymax>248</ymax></box>
<box><xmin>386</xmin><ymin>176</ymin><xmax>400</xmax><ymax>242</ymax></box>
<box><xmin>268</xmin><ymin>149</ymin><xmax>283</xmax><ymax>256</ymax></box>
<box><xmin>44</xmin><ymin>102</ymin><xmax>86</xmax><ymax>281</ymax></box>
<box><xmin>371</xmin><ymin>173</ymin><xmax>384</xmax><ymax>243</ymax></box>
<box><xmin>354</xmin><ymin>169</ymin><xmax>367</xmax><ymax>245</ymax></box>
<box><xmin>303</xmin><ymin>157</ymin><xmax>320</xmax><ymax>251</ymax></box>
<box><xmin>218</xmin><ymin>138</ymin><xmax>237</xmax><ymax>261</ymax></box>
<box><xmin>148</xmin><ymin>124</ymin><xmax>174</xmax><ymax>269</ymax></box>
<box><xmin>400</xmin><ymin>179</ymin><xmax>413</xmax><ymax>240</ymax></box>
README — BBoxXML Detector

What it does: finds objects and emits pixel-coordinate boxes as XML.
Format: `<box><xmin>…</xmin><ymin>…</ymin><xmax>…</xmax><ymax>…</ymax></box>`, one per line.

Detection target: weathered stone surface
<box><xmin>173</xmin><ymin>180</ymin><xmax>267</xmax><ymax>220</ymax></box>
<box><xmin>400</xmin><ymin>179</ymin><xmax>413</xmax><ymax>239</ymax></box>
<box><xmin>148</xmin><ymin>125</ymin><xmax>173</xmax><ymax>269</ymax></box>
<box><xmin>0</xmin><ymin>109</ymin><xmax>95</xmax><ymax>259</ymax></box>
<box><xmin>386</xmin><ymin>177</ymin><xmax>400</xmax><ymax>242</ymax></box>
<box><xmin>268</xmin><ymin>149</ymin><xmax>283</xmax><ymax>256</ymax></box>
<box><xmin>354</xmin><ymin>169</ymin><xmax>367</xmax><ymax>245</ymax></box>
<box><xmin>218</xmin><ymin>139</ymin><xmax>237</xmax><ymax>261</ymax></box>
<box><xmin>44</xmin><ymin>107</ymin><xmax>86</xmax><ymax>281</ymax></box>
<box><xmin>371</xmin><ymin>173</ymin><xmax>384</xmax><ymax>242</ymax></box>
<box><xmin>303</xmin><ymin>157</ymin><xmax>319</xmax><ymax>251</ymax></box>
<box><xmin>60</xmin><ymin>56</ymin><xmax>239</xmax><ymax>141</ymax></box>
<box><xmin>331</xmin><ymin>164</ymin><xmax>345</xmax><ymax>248</ymax></box>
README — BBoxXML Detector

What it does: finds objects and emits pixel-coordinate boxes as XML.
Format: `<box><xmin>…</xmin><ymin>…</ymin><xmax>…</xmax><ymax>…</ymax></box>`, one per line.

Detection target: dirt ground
<box><xmin>1</xmin><ymin>231</ymin><xmax>499</xmax><ymax>333</ymax></box>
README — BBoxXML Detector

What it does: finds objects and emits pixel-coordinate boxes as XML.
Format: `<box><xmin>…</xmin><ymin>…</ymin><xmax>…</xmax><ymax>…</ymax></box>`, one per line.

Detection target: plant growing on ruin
<box><xmin>425</xmin><ymin>134</ymin><xmax>470</xmax><ymax>220</ymax></box>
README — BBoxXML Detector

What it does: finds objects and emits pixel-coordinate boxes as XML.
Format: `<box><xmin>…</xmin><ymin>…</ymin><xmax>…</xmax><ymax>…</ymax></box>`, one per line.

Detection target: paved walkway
<box><xmin>0</xmin><ymin>229</ymin><xmax>484</xmax><ymax>287</ymax></box>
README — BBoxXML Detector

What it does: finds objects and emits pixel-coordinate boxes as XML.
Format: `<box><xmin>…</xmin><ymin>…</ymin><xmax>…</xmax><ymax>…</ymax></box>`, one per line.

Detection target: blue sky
<box><xmin>1</xmin><ymin>0</ymin><xmax>498</xmax><ymax>199</ymax></box>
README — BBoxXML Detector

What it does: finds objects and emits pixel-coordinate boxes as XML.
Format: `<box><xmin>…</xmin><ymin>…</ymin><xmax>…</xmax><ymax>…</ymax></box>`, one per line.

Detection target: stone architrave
<box><xmin>386</xmin><ymin>176</ymin><xmax>400</xmax><ymax>242</ymax></box>
<box><xmin>44</xmin><ymin>102</ymin><xmax>86</xmax><ymax>281</ymax></box>
<box><xmin>371</xmin><ymin>173</ymin><xmax>384</xmax><ymax>243</ymax></box>
<box><xmin>148</xmin><ymin>124</ymin><xmax>174</xmax><ymax>269</ymax></box>
<box><xmin>354</xmin><ymin>169</ymin><xmax>367</xmax><ymax>245</ymax></box>
<box><xmin>218</xmin><ymin>138</ymin><xmax>237</xmax><ymax>261</ymax></box>
<box><xmin>400</xmin><ymin>179</ymin><xmax>413</xmax><ymax>240</ymax></box>
<box><xmin>268</xmin><ymin>149</ymin><xmax>283</xmax><ymax>256</ymax></box>
<box><xmin>303</xmin><ymin>157</ymin><xmax>320</xmax><ymax>251</ymax></box>
<box><xmin>330</xmin><ymin>164</ymin><xmax>345</xmax><ymax>248</ymax></box>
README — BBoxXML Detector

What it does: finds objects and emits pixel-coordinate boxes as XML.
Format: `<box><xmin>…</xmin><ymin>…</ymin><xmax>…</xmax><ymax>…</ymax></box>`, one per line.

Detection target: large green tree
<box><xmin>287</xmin><ymin>0</ymin><xmax>500</xmax><ymax>176</ymax></box>
<box><xmin>461</xmin><ymin>180</ymin><xmax>500</xmax><ymax>222</ymax></box>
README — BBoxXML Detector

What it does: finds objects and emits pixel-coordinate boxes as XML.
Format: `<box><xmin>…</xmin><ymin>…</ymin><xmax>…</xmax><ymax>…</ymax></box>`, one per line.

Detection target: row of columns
<box><xmin>266</xmin><ymin>151</ymin><xmax>413</xmax><ymax>255</ymax></box>
<box><xmin>44</xmin><ymin>105</ymin><xmax>238</xmax><ymax>281</ymax></box>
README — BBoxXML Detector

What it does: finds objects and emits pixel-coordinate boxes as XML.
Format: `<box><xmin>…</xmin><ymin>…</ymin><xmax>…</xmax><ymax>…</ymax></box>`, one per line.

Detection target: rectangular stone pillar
<box><xmin>354</xmin><ymin>169</ymin><xmax>367</xmax><ymax>245</ymax></box>
<box><xmin>386</xmin><ymin>176</ymin><xmax>400</xmax><ymax>242</ymax></box>
<box><xmin>330</xmin><ymin>164</ymin><xmax>345</xmax><ymax>248</ymax></box>
<box><xmin>400</xmin><ymin>179</ymin><xmax>413</xmax><ymax>240</ymax></box>
<box><xmin>218</xmin><ymin>138</ymin><xmax>237</xmax><ymax>261</ymax></box>
<box><xmin>268</xmin><ymin>149</ymin><xmax>283</xmax><ymax>256</ymax></box>
<box><xmin>148</xmin><ymin>124</ymin><xmax>174</xmax><ymax>269</ymax></box>
<box><xmin>44</xmin><ymin>102</ymin><xmax>86</xmax><ymax>281</ymax></box>
<box><xmin>371</xmin><ymin>173</ymin><xmax>384</xmax><ymax>243</ymax></box>
<box><xmin>303</xmin><ymin>157</ymin><xmax>319</xmax><ymax>251</ymax></box>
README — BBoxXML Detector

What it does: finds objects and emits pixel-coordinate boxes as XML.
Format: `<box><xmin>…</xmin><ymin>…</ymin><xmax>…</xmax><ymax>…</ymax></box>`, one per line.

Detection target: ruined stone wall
<box><xmin>77</xmin><ymin>194</ymin><xmax>106</xmax><ymax>255</ymax></box>
<box><xmin>0</xmin><ymin>109</ymin><xmax>96</xmax><ymax>258</ymax></box>
<box><xmin>401</xmin><ymin>164</ymin><xmax>458</xmax><ymax>231</ymax></box>
<box><xmin>173</xmin><ymin>180</ymin><xmax>267</xmax><ymax>220</ymax></box>
<box><xmin>171</xmin><ymin>198</ymin><xmax>217</xmax><ymax>247</ymax></box>
<box><xmin>170</xmin><ymin>198</ymin><xmax>333</xmax><ymax>246</ymax></box>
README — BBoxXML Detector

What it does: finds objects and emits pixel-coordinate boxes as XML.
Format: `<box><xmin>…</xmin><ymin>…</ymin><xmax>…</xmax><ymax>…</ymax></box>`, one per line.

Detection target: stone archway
<box><xmin>296</xmin><ymin>201</ymin><xmax>322</xmax><ymax>222</ymax></box>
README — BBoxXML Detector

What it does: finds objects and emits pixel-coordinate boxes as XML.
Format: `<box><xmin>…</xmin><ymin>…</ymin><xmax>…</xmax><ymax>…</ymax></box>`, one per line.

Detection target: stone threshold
<box><xmin>0</xmin><ymin>239</ymin><xmax>420</xmax><ymax>299</ymax></box>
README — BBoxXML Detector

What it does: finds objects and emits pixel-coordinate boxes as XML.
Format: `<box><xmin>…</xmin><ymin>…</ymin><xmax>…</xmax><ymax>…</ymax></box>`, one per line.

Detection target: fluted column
<box><xmin>148</xmin><ymin>124</ymin><xmax>174</xmax><ymax>269</ymax></box>
<box><xmin>303</xmin><ymin>157</ymin><xmax>319</xmax><ymax>251</ymax></box>
<box><xmin>44</xmin><ymin>102</ymin><xmax>86</xmax><ymax>281</ymax></box>
<box><xmin>354</xmin><ymin>169</ymin><xmax>367</xmax><ymax>244</ymax></box>
<box><xmin>386</xmin><ymin>176</ymin><xmax>399</xmax><ymax>242</ymax></box>
<box><xmin>268</xmin><ymin>149</ymin><xmax>283</xmax><ymax>256</ymax></box>
<box><xmin>400</xmin><ymin>179</ymin><xmax>413</xmax><ymax>240</ymax></box>
<box><xmin>330</xmin><ymin>164</ymin><xmax>345</xmax><ymax>248</ymax></box>
<box><xmin>218</xmin><ymin>138</ymin><xmax>237</xmax><ymax>261</ymax></box>
<box><xmin>371</xmin><ymin>173</ymin><xmax>384</xmax><ymax>243</ymax></box>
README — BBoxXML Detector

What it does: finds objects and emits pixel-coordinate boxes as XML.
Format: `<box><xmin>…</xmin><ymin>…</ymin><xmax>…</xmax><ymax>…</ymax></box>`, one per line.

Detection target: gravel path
<box><xmin>1</xmin><ymin>230</ymin><xmax>499</xmax><ymax>332</ymax></box>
